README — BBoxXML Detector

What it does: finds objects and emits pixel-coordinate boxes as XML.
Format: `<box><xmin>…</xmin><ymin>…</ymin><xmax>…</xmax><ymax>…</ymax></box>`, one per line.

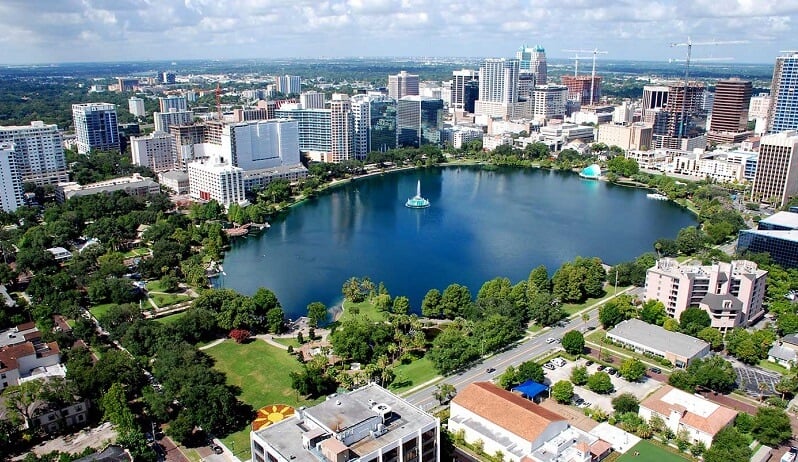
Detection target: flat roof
<box><xmin>740</xmin><ymin>229</ymin><xmax>798</xmax><ymax>243</ymax></box>
<box><xmin>607</xmin><ymin>318</ymin><xmax>709</xmax><ymax>359</ymax></box>
<box><xmin>759</xmin><ymin>211</ymin><xmax>798</xmax><ymax>230</ymax></box>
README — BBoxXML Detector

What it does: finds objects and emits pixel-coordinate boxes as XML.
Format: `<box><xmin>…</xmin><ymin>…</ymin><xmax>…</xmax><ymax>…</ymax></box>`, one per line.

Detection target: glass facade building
<box><xmin>397</xmin><ymin>96</ymin><xmax>442</xmax><ymax>148</ymax></box>
<box><xmin>369</xmin><ymin>97</ymin><xmax>397</xmax><ymax>153</ymax></box>
<box><xmin>768</xmin><ymin>53</ymin><xmax>798</xmax><ymax>133</ymax></box>
<box><xmin>737</xmin><ymin>229</ymin><xmax>798</xmax><ymax>268</ymax></box>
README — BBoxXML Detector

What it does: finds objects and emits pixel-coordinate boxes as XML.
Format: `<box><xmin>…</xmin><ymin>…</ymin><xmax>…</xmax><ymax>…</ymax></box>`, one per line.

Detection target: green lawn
<box><xmin>758</xmin><ymin>359</ymin><xmax>789</xmax><ymax>375</ymax></box>
<box><xmin>273</xmin><ymin>337</ymin><xmax>300</xmax><ymax>348</ymax></box>
<box><xmin>617</xmin><ymin>441</ymin><xmax>689</xmax><ymax>462</ymax></box>
<box><xmin>562</xmin><ymin>285</ymin><xmax>629</xmax><ymax>316</ymax></box>
<box><xmin>150</xmin><ymin>293</ymin><xmax>191</xmax><ymax>308</ymax></box>
<box><xmin>340</xmin><ymin>299</ymin><xmax>388</xmax><ymax>322</ymax></box>
<box><xmin>205</xmin><ymin>339</ymin><xmax>320</xmax><ymax>459</ymax></box>
<box><xmin>89</xmin><ymin>303</ymin><xmax>116</xmax><ymax>319</ymax></box>
<box><xmin>154</xmin><ymin>312</ymin><xmax>185</xmax><ymax>325</ymax></box>
<box><xmin>391</xmin><ymin>357</ymin><xmax>439</xmax><ymax>394</ymax></box>
<box><xmin>122</xmin><ymin>247</ymin><xmax>150</xmax><ymax>258</ymax></box>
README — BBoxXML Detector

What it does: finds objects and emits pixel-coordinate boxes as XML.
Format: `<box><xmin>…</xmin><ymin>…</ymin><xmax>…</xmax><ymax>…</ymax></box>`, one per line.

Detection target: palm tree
<box><xmin>581</xmin><ymin>312</ymin><xmax>590</xmax><ymax>327</ymax></box>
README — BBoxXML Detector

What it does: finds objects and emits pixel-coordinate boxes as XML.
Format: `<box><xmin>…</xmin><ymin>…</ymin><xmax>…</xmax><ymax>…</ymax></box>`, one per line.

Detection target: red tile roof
<box><xmin>452</xmin><ymin>382</ymin><xmax>566</xmax><ymax>442</ymax></box>
<box><xmin>640</xmin><ymin>385</ymin><xmax>737</xmax><ymax>436</ymax></box>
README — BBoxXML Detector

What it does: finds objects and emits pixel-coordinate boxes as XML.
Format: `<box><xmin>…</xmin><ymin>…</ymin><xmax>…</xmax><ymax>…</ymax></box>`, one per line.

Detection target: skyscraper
<box><xmin>0</xmin><ymin>121</ymin><xmax>68</xmax><ymax>185</ymax></box>
<box><xmin>397</xmin><ymin>96</ymin><xmax>443</xmax><ymax>148</ymax></box>
<box><xmin>750</xmin><ymin>131</ymin><xmax>798</xmax><ymax>207</ymax></box>
<box><xmin>767</xmin><ymin>52</ymin><xmax>798</xmax><ymax>134</ymax></box>
<box><xmin>130</xmin><ymin>131</ymin><xmax>176</xmax><ymax>173</ymax></box>
<box><xmin>159</xmin><ymin>95</ymin><xmax>188</xmax><ymax>112</ymax></box>
<box><xmin>153</xmin><ymin>110</ymin><xmax>194</xmax><ymax>133</ymax></box>
<box><xmin>707</xmin><ymin>78</ymin><xmax>753</xmax><ymax>144</ymax></box>
<box><xmin>72</xmin><ymin>103</ymin><xmax>120</xmax><ymax>154</ymax></box>
<box><xmin>516</xmin><ymin>44</ymin><xmax>547</xmax><ymax>84</ymax></box>
<box><xmin>0</xmin><ymin>143</ymin><xmax>24</xmax><ymax>212</ymax></box>
<box><xmin>388</xmin><ymin>71</ymin><xmax>420</xmax><ymax>100</ymax></box>
<box><xmin>561</xmin><ymin>75</ymin><xmax>602</xmax><ymax>105</ymax></box>
<box><xmin>300</xmin><ymin>91</ymin><xmax>326</xmax><ymax>109</ymax></box>
<box><xmin>128</xmin><ymin>97</ymin><xmax>146</xmax><ymax>117</ymax></box>
<box><xmin>351</xmin><ymin>95</ymin><xmax>398</xmax><ymax>159</ymax></box>
<box><xmin>329</xmin><ymin>94</ymin><xmax>355</xmax><ymax>163</ymax></box>
<box><xmin>475</xmin><ymin>58</ymin><xmax>525</xmax><ymax>118</ymax></box>
<box><xmin>276</xmin><ymin>75</ymin><xmax>302</xmax><ymax>95</ymax></box>
<box><xmin>641</xmin><ymin>83</ymin><xmax>704</xmax><ymax>149</ymax></box>
<box><xmin>451</xmin><ymin>69</ymin><xmax>478</xmax><ymax>111</ymax></box>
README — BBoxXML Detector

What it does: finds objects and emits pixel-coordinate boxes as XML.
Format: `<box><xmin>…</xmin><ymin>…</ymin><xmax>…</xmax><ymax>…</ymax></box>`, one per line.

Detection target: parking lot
<box><xmin>541</xmin><ymin>357</ymin><xmax>663</xmax><ymax>413</ymax></box>
<box><xmin>734</xmin><ymin>363</ymin><xmax>779</xmax><ymax>398</ymax></box>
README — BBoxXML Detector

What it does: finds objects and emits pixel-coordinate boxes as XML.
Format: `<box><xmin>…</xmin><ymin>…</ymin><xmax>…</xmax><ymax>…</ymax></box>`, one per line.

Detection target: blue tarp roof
<box><xmin>512</xmin><ymin>380</ymin><xmax>548</xmax><ymax>397</ymax></box>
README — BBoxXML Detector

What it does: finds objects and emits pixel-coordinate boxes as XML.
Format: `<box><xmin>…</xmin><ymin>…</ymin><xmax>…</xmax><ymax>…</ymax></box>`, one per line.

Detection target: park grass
<box><xmin>340</xmin><ymin>299</ymin><xmax>388</xmax><ymax>322</ymax></box>
<box><xmin>273</xmin><ymin>337</ymin><xmax>301</xmax><ymax>348</ymax></box>
<box><xmin>122</xmin><ymin>247</ymin><xmax>150</xmax><ymax>258</ymax></box>
<box><xmin>617</xmin><ymin>440</ymin><xmax>689</xmax><ymax>462</ymax></box>
<box><xmin>150</xmin><ymin>293</ymin><xmax>191</xmax><ymax>308</ymax></box>
<box><xmin>206</xmin><ymin>339</ymin><xmax>320</xmax><ymax>459</ymax></box>
<box><xmin>562</xmin><ymin>285</ymin><xmax>629</xmax><ymax>316</ymax></box>
<box><xmin>89</xmin><ymin>303</ymin><xmax>116</xmax><ymax>319</ymax></box>
<box><xmin>153</xmin><ymin>312</ymin><xmax>185</xmax><ymax>325</ymax></box>
<box><xmin>391</xmin><ymin>357</ymin><xmax>439</xmax><ymax>394</ymax></box>
<box><xmin>758</xmin><ymin>358</ymin><xmax>789</xmax><ymax>375</ymax></box>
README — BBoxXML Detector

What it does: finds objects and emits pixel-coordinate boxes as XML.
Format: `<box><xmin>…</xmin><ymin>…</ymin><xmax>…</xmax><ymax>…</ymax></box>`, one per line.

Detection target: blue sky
<box><xmin>0</xmin><ymin>0</ymin><xmax>795</xmax><ymax>64</ymax></box>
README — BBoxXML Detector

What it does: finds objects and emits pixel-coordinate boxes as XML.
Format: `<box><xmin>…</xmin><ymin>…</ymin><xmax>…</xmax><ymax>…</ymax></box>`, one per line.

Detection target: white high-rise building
<box><xmin>300</xmin><ymin>91</ymin><xmax>326</xmax><ymax>109</ymax></box>
<box><xmin>532</xmin><ymin>85</ymin><xmax>568</xmax><ymax>121</ymax></box>
<box><xmin>154</xmin><ymin>110</ymin><xmax>194</xmax><ymax>133</ymax></box>
<box><xmin>187</xmin><ymin>161</ymin><xmax>245</xmax><ymax>207</ymax></box>
<box><xmin>0</xmin><ymin>121</ymin><xmax>68</xmax><ymax>185</ymax></box>
<box><xmin>72</xmin><ymin>103</ymin><xmax>119</xmax><ymax>154</ymax></box>
<box><xmin>159</xmin><ymin>95</ymin><xmax>188</xmax><ymax>113</ymax></box>
<box><xmin>351</xmin><ymin>95</ymin><xmax>371</xmax><ymax>160</ymax></box>
<box><xmin>451</xmin><ymin>69</ymin><xmax>478</xmax><ymax>110</ymax></box>
<box><xmin>330</xmin><ymin>94</ymin><xmax>355</xmax><ymax>163</ymax></box>
<box><xmin>276</xmin><ymin>75</ymin><xmax>301</xmax><ymax>95</ymax></box>
<box><xmin>750</xmin><ymin>131</ymin><xmax>798</xmax><ymax>206</ymax></box>
<box><xmin>475</xmin><ymin>59</ymin><xmax>527</xmax><ymax>119</ymax></box>
<box><xmin>388</xmin><ymin>71</ymin><xmax>420</xmax><ymax>100</ymax></box>
<box><xmin>221</xmin><ymin>119</ymin><xmax>301</xmax><ymax>170</ymax></box>
<box><xmin>130</xmin><ymin>131</ymin><xmax>176</xmax><ymax>173</ymax></box>
<box><xmin>128</xmin><ymin>97</ymin><xmax>146</xmax><ymax>117</ymax></box>
<box><xmin>0</xmin><ymin>143</ymin><xmax>24</xmax><ymax>212</ymax></box>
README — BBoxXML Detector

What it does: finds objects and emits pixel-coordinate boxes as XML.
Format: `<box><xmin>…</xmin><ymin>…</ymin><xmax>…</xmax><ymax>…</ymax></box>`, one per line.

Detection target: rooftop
<box><xmin>759</xmin><ymin>211</ymin><xmax>798</xmax><ymax>230</ymax></box>
<box><xmin>607</xmin><ymin>318</ymin><xmax>709</xmax><ymax>359</ymax></box>
<box><xmin>740</xmin><ymin>229</ymin><xmax>798</xmax><ymax>243</ymax></box>
<box><xmin>641</xmin><ymin>385</ymin><xmax>737</xmax><ymax>436</ymax></box>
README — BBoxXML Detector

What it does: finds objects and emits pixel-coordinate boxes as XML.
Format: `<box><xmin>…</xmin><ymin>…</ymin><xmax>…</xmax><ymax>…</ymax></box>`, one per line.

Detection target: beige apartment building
<box><xmin>644</xmin><ymin>258</ymin><xmax>767</xmax><ymax>331</ymax></box>
<box><xmin>750</xmin><ymin>131</ymin><xmax>798</xmax><ymax>206</ymax></box>
<box><xmin>597</xmin><ymin>122</ymin><xmax>653</xmax><ymax>151</ymax></box>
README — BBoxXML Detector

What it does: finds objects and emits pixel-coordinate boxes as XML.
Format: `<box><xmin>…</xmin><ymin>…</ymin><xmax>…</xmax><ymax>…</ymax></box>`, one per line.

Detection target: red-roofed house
<box><xmin>639</xmin><ymin>385</ymin><xmax>737</xmax><ymax>447</ymax></box>
<box><xmin>0</xmin><ymin>324</ymin><xmax>63</xmax><ymax>391</ymax></box>
<box><xmin>449</xmin><ymin>382</ymin><xmax>610</xmax><ymax>462</ymax></box>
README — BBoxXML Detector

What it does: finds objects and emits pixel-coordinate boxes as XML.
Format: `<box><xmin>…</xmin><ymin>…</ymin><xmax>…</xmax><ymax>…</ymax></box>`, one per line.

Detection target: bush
<box><xmin>612</xmin><ymin>393</ymin><xmax>639</xmax><ymax>414</ymax></box>
<box><xmin>571</xmin><ymin>365</ymin><xmax>588</xmax><ymax>386</ymax></box>
<box><xmin>587</xmin><ymin>372</ymin><xmax>613</xmax><ymax>394</ymax></box>
<box><xmin>551</xmin><ymin>380</ymin><xmax>574</xmax><ymax>404</ymax></box>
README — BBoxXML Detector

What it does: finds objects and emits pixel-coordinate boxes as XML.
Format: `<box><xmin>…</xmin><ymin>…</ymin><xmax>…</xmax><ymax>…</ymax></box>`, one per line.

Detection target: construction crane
<box><xmin>670</xmin><ymin>37</ymin><xmax>747</xmax><ymax>139</ymax></box>
<box><xmin>563</xmin><ymin>48</ymin><xmax>608</xmax><ymax>105</ymax></box>
<box><xmin>564</xmin><ymin>53</ymin><xmax>588</xmax><ymax>76</ymax></box>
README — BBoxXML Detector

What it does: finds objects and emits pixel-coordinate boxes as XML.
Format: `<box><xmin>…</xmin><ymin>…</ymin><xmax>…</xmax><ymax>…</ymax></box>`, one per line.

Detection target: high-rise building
<box><xmin>463</xmin><ymin>81</ymin><xmax>479</xmax><ymax>114</ymax></box>
<box><xmin>329</xmin><ymin>94</ymin><xmax>355</xmax><ymax>163</ymax></box>
<box><xmin>397</xmin><ymin>96</ymin><xmax>443</xmax><ymax>148</ymax></box>
<box><xmin>516</xmin><ymin>44</ymin><xmax>547</xmax><ymax>84</ymax></box>
<box><xmin>159</xmin><ymin>95</ymin><xmax>188</xmax><ymax>113</ymax></box>
<box><xmin>597</xmin><ymin>122</ymin><xmax>652</xmax><ymax>151</ymax></box>
<box><xmin>130</xmin><ymin>131</ymin><xmax>176</xmax><ymax>173</ymax></box>
<box><xmin>160</xmin><ymin>72</ymin><xmax>176</xmax><ymax>84</ymax></box>
<box><xmin>707</xmin><ymin>78</ymin><xmax>753</xmax><ymax>144</ymax></box>
<box><xmin>351</xmin><ymin>95</ymin><xmax>398</xmax><ymax>159</ymax></box>
<box><xmin>128</xmin><ymin>97</ymin><xmax>146</xmax><ymax>117</ymax></box>
<box><xmin>223</xmin><ymin>119</ymin><xmax>301</xmax><ymax>170</ymax></box>
<box><xmin>275</xmin><ymin>105</ymin><xmax>332</xmax><ymax>161</ymax></box>
<box><xmin>561</xmin><ymin>75</ymin><xmax>602</xmax><ymax>106</ymax></box>
<box><xmin>641</xmin><ymin>85</ymin><xmax>670</xmax><ymax>119</ymax></box>
<box><xmin>170</xmin><ymin>123</ymin><xmax>206</xmax><ymax>169</ymax></box>
<box><xmin>387</xmin><ymin>71</ymin><xmax>420</xmax><ymax>100</ymax></box>
<box><xmin>517</xmin><ymin>73</ymin><xmax>536</xmax><ymax>100</ymax></box>
<box><xmin>750</xmin><ymin>131</ymin><xmax>798</xmax><ymax>207</ymax></box>
<box><xmin>451</xmin><ymin>69</ymin><xmax>478</xmax><ymax>111</ymax></box>
<box><xmin>767</xmin><ymin>52</ymin><xmax>798</xmax><ymax>134</ymax></box>
<box><xmin>187</xmin><ymin>161</ymin><xmax>245</xmax><ymax>207</ymax></box>
<box><xmin>749</xmin><ymin>94</ymin><xmax>771</xmax><ymax>120</ymax></box>
<box><xmin>71</xmin><ymin>103</ymin><xmax>120</xmax><ymax>154</ymax></box>
<box><xmin>116</xmin><ymin>78</ymin><xmax>138</xmax><ymax>93</ymax></box>
<box><xmin>0</xmin><ymin>121</ymin><xmax>68</xmax><ymax>185</ymax></box>
<box><xmin>276</xmin><ymin>75</ymin><xmax>301</xmax><ymax>95</ymax></box>
<box><xmin>475</xmin><ymin>59</ymin><xmax>526</xmax><ymax>119</ymax></box>
<box><xmin>300</xmin><ymin>91</ymin><xmax>326</xmax><ymax>109</ymax></box>
<box><xmin>0</xmin><ymin>143</ymin><xmax>24</xmax><ymax>212</ymax></box>
<box><xmin>532</xmin><ymin>85</ymin><xmax>568</xmax><ymax>121</ymax></box>
<box><xmin>642</xmin><ymin>83</ymin><xmax>705</xmax><ymax>149</ymax></box>
<box><xmin>153</xmin><ymin>110</ymin><xmax>194</xmax><ymax>133</ymax></box>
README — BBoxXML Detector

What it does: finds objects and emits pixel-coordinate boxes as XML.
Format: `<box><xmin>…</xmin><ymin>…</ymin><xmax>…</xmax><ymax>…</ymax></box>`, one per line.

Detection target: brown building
<box><xmin>750</xmin><ymin>131</ymin><xmax>798</xmax><ymax>206</ymax></box>
<box><xmin>562</xmin><ymin>75</ymin><xmax>602</xmax><ymax>106</ymax></box>
<box><xmin>707</xmin><ymin>78</ymin><xmax>753</xmax><ymax>144</ymax></box>
<box><xmin>597</xmin><ymin>122</ymin><xmax>653</xmax><ymax>151</ymax></box>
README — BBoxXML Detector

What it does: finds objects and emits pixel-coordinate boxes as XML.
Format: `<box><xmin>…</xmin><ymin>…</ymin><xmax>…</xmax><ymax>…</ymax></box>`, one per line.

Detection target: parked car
<box><xmin>543</xmin><ymin>363</ymin><xmax>556</xmax><ymax>370</ymax></box>
<box><xmin>585</xmin><ymin>360</ymin><xmax>594</xmax><ymax>366</ymax></box>
<box><xmin>649</xmin><ymin>367</ymin><xmax>662</xmax><ymax>374</ymax></box>
<box><xmin>607</xmin><ymin>368</ymin><xmax>617</xmax><ymax>375</ymax></box>
<box><xmin>574</xmin><ymin>397</ymin><xmax>584</xmax><ymax>406</ymax></box>
<box><xmin>552</xmin><ymin>358</ymin><xmax>567</xmax><ymax>367</ymax></box>
<box><xmin>546</xmin><ymin>337</ymin><xmax>557</xmax><ymax>344</ymax></box>
<box><xmin>485</xmin><ymin>367</ymin><xmax>496</xmax><ymax>374</ymax></box>
<box><xmin>596</xmin><ymin>365</ymin><xmax>606</xmax><ymax>371</ymax></box>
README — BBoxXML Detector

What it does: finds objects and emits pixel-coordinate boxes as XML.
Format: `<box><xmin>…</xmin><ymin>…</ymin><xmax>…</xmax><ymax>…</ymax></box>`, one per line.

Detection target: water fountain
<box><xmin>405</xmin><ymin>180</ymin><xmax>431</xmax><ymax>208</ymax></box>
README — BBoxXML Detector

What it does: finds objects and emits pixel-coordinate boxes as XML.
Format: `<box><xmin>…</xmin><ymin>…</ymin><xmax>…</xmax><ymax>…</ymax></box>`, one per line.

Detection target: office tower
<box><xmin>329</xmin><ymin>94</ymin><xmax>355</xmax><ymax>163</ymax></box>
<box><xmin>516</xmin><ymin>44</ymin><xmax>547</xmax><ymax>84</ymax></box>
<box><xmin>613</xmin><ymin>101</ymin><xmax>634</xmax><ymax>124</ymax></box>
<box><xmin>749</xmin><ymin>94</ymin><xmax>771</xmax><ymax>120</ymax></box>
<box><xmin>451</xmin><ymin>69</ymin><xmax>478</xmax><ymax>110</ymax></box>
<box><xmin>0</xmin><ymin>121</ymin><xmax>68</xmax><ymax>185</ymax></box>
<box><xmin>517</xmin><ymin>72</ymin><xmax>536</xmax><ymax>100</ymax></box>
<box><xmin>130</xmin><ymin>131</ymin><xmax>176</xmax><ymax>173</ymax></box>
<box><xmin>276</xmin><ymin>75</ymin><xmax>301</xmax><ymax>95</ymax></box>
<box><xmin>187</xmin><ymin>161</ymin><xmax>245</xmax><ymax>207</ymax></box>
<box><xmin>767</xmin><ymin>52</ymin><xmax>798</xmax><ymax>134</ymax></box>
<box><xmin>561</xmin><ymin>75</ymin><xmax>602</xmax><ymax>105</ymax></box>
<box><xmin>154</xmin><ymin>110</ymin><xmax>194</xmax><ymax>133</ymax></box>
<box><xmin>275</xmin><ymin>105</ymin><xmax>332</xmax><ymax>161</ymax></box>
<box><xmin>223</xmin><ymin>120</ymin><xmax>300</xmax><ymax>170</ymax></box>
<box><xmin>0</xmin><ymin>143</ymin><xmax>24</xmax><ymax>212</ymax></box>
<box><xmin>642</xmin><ymin>85</ymin><xmax>670</xmax><ymax>118</ymax></box>
<box><xmin>351</xmin><ymin>95</ymin><xmax>398</xmax><ymax>159</ymax></box>
<box><xmin>116</xmin><ymin>78</ymin><xmax>138</xmax><ymax>92</ymax></box>
<box><xmin>128</xmin><ymin>97</ymin><xmax>146</xmax><ymax>117</ymax></box>
<box><xmin>750</xmin><ymin>131</ymin><xmax>798</xmax><ymax>207</ymax></box>
<box><xmin>159</xmin><ymin>95</ymin><xmax>188</xmax><ymax>113</ymax></box>
<box><xmin>388</xmin><ymin>71</ymin><xmax>420</xmax><ymax>100</ymax></box>
<box><xmin>707</xmin><ymin>78</ymin><xmax>753</xmax><ymax>144</ymax></box>
<box><xmin>71</xmin><ymin>103</ymin><xmax>120</xmax><ymax>154</ymax></box>
<box><xmin>475</xmin><ymin>58</ymin><xmax>523</xmax><ymax>118</ymax></box>
<box><xmin>397</xmin><ymin>96</ymin><xmax>443</xmax><ymax>148</ymax></box>
<box><xmin>233</xmin><ymin>107</ymin><xmax>270</xmax><ymax>122</ymax></box>
<box><xmin>463</xmin><ymin>80</ymin><xmax>479</xmax><ymax>114</ymax></box>
<box><xmin>300</xmin><ymin>91</ymin><xmax>326</xmax><ymax>109</ymax></box>
<box><xmin>532</xmin><ymin>85</ymin><xmax>568</xmax><ymax>121</ymax></box>
<box><xmin>161</xmin><ymin>72</ymin><xmax>176</xmax><ymax>84</ymax></box>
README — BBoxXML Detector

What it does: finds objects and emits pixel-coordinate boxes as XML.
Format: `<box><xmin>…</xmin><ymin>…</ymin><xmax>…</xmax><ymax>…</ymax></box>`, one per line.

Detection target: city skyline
<box><xmin>0</xmin><ymin>0</ymin><xmax>796</xmax><ymax>65</ymax></box>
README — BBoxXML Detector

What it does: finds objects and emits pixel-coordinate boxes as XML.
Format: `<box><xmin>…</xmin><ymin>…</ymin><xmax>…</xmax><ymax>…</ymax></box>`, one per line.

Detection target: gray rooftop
<box><xmin>759</xmin><ymin>211</ymin><xmax>798</xmax><ymax>230</ymax></box>
<box><xmin>700</xmin><ymin>293</ymin><xmax>742</xmax><ymax>312</ymax></box>
<box><xmin>768</xmin><ymin>345</ymin><xmax>797</xmax><ymax>362</ymax></box>
<box><xmin>741</xmin><ymin>229</ymin><xmax>798</xmax><ymax>243</ymax></box>
<box><xmin>159</xmin><ymin>170</ymin><xmax>189</xmax><ymax>181</ymax></box>
<box><xmin>607</xmin><ymin>318</ymin><xmax>709</xmax><ymax>359</ymax></box>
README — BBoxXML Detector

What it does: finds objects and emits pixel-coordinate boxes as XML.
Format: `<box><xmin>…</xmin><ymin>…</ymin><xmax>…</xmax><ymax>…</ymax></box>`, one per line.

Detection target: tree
<box><xmin>571</xmin><ymin>365</ymin><xmax>588</xmax><ymax>386</ymax></box>
<box><xmin>342</xmin><ymin>277</ymin><xmax>365</xmax><ymax>303</ymax></box>
<box><xmin>527</xmin><ymin>265</ymin><xmax>550</xmax><ymax>295</ymax></box>
<box><xmin>587</xmin><ymin>372</ymin><xmax>613</xmax><ymax>394</ymax></box>
<box><xmin>611</xmin><ymin>393</ymin><xmax>639</xmax><ymax>414</ymax></box>
<box><xmin>516</xmin><ymin>360</ymin><xmax>545</xmax><ymax>384</ymax></box>
<box><xmin>434</xmin><ymin>383</ymin><xmax>457</xmax><ymax>404</ymax></box>
<box><xmin>551</xmin><ymin>380</ymin><xmax>574</xmax><ymax>404</ymax></box>
<box><xmin>598</xmin><ymin>302</ymin><xmax>624</xmax><ymax>329</ymax></box>
<box><xmin>618</xmin><ymin>358</ymin><xmax>646</xmax><ymax>381</ymax></box>
<box><xmin>421</xmin><ymin>289</ymin><xmax>442</xmax><ymax>318</ymax></box>
<box><xmin>101</xmin><ymin>382</ymin><xmax>135</xmax><ymax>431</ymax></box>
<box><xmin>703</xmin><ymin>427</ymin><xmax>752</xmax><ymax>462</ymax></box>
<box><xmin>392</xmin><ymin>296</ymin><xmax>410</xmax><ymax>315</ymax></box>
<box><xmin>687</xmin><ymin>355</ymin><xmax>736</xmax><ymax>393</ymax></box>
<box><xmin>676</xmin><ymin>226</ymin><xmax>707</xmax><ymax>255</ymax></box>
<box><xmin>229</xmin><ymin>329</ymin><xmax>251</xmax><ymax>343</ymax></box>
<box><xmin>3</xmin><ymin>380</ymin><xmax>43</xmax><ymax>428</ymax></box>
<box><xmin>751</xmin><ymin>407</ymin><xmax>792</xmax><ymax>446</ymax></box>
<box><xmin>679</xmin><ymin>307</ymin><xmax>711</xmax><ymax>336</ymax></box>
<box><xmin>561</xmin><ymin>330</ymin><xmax>585</xmax><ymax>355</ymax></box>
<box><xmin>639</xmin><ymin>300</ymin><xmax>667</xmax><ymax>326</ymax></box>
<box><xmin>528</xmin><ymin>292</ymin><xmax>564</xmax><ymax>326</ymax></box>
<box><xmin>668</xmin><ymin>370</ymin><xmax>693</xmax><ymax>391</ymax></box>
<box><xmin>440</xmin><ymin>284</ymin><xmax>472</xmax><ymax>319</ymax></box>
<box><xmin>697</xmin><ymin>327</ymin><xmax>724</xmax><ymax>350</ymax></box>
<box><xmin>306</xmin><ymin>302</ymin><xmax>328</xmax><ymax>327</ymax></box>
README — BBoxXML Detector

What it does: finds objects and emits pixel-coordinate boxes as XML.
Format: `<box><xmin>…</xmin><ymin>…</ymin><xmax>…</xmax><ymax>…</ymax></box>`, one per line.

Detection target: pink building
<box><xmin>644</xmin><ymin>258</ymin><xmax>767</xmax><ymax>332</ymax></box>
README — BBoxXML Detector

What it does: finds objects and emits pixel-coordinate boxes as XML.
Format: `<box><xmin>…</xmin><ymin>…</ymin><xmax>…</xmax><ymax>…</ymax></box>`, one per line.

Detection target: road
<box><xmin>406</xmin><ymin>303</ymin><xmax>607</xmax><ymax>409</ymax></box>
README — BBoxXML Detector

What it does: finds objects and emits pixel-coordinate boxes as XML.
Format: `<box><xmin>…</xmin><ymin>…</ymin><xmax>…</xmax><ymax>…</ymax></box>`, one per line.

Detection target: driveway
<box><xmin>731</xmin><ymin>360</ymin><xmax>779</xmax><ymax>398</ymax></box>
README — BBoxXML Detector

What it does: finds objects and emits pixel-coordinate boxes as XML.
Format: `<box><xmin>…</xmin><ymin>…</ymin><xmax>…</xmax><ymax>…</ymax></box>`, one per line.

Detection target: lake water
<box><xmin>216</xmin><ymin>166</ymin><xmax>696</xmax><ymax>318</ymax></box>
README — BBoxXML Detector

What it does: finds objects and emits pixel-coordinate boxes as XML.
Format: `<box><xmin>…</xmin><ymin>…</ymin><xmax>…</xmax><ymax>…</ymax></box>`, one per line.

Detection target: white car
<box><xmin>546</xmin><ymin>337</ymin><xmax>557</xmax><ymax>344</ymax></box>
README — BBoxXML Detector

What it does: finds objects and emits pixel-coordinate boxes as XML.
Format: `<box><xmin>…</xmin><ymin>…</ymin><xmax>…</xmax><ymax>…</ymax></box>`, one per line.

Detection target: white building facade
<box><xmin>0</xmin><ymin>143</ymin><xmax>24</xmax><ymax>212</ymax></box>
<box><xmin>187</xmin><ymin>161</ymin><xmax>245</xmax><ymax>207</ymax></box>
<box><xmin>0</xmin><ymin>121</ymin><xmax>68</xmax><ymax>185</ymax></box>
<box><xmin>130</xmin><ymin>131</ymin><xmax>177</xmax><ymax>173</ymax></box>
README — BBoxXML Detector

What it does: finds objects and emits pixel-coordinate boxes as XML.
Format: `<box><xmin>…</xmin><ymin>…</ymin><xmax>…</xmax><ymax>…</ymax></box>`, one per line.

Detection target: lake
<box><xmin>216</xmin><ymin>166</ymin><xmax>696</xmax><ymax>318</ymax></box>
